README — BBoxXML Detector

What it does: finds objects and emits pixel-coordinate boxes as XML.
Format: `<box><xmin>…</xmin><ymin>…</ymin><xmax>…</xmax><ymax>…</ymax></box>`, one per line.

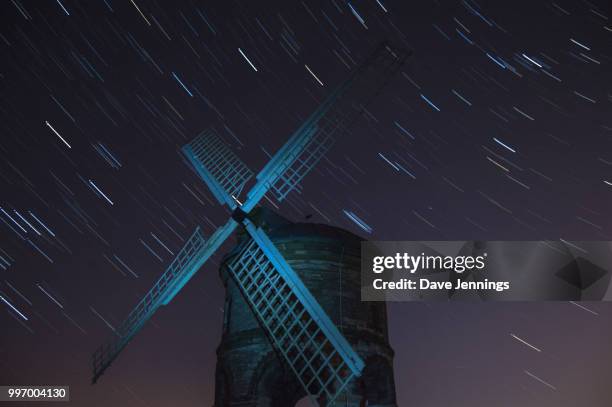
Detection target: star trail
<box><xmin>1</xmin><ymin>1</ymin><xmax>611</xmax><ymax>406</ymax></box>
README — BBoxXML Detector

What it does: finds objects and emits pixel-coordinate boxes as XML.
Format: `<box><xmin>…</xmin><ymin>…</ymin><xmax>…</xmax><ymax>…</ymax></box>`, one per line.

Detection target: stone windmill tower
<box><xmin>214</xmin><ymin>208</ymin><xmax>397</xmax><ymax>407</ymax></box>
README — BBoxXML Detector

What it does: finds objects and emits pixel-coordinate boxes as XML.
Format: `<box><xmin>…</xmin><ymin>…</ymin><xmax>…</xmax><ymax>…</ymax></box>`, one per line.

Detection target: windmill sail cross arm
<box><xmin>242</xmin><ymin>125</ymin><xmax>320</xmax><ymax>212</ymax></box>
<box><xmin>91</xmin><ymin>218</ymin><xmax>238</xmax><ymax>383</ymax></box>
<box><xmin>243</xmin><ymin>41</ymin><xmax>409</xmax><ymax>211</ymax></box>
<box><xmin>161</xmin><ymin>218</ymin><xmax>238</xmax><ymax>304</ymax></box>
<box><xmin>182</xmin><ymin>128</ymin><xmax>253</xmax><ymax>209</ymax></box>
<box><xmin>245</xmin><ymin>219</ymin><xmax>365</xmax><ymax>373</ymax></box>
<box><xmin>225</xmin><ymin>219</ymin><xmax>365</xmax><ymax>405</ymax></box>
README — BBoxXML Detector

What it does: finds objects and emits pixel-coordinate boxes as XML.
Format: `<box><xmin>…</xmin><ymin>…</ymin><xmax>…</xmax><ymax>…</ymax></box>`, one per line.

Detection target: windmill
<box><xmin>91</xmin><ymin>41</ymin><xmax>408</xmax><ymax>406</ymax></box>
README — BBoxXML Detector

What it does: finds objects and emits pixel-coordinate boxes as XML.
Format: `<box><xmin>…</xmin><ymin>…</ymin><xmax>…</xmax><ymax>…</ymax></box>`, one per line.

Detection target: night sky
<box><xmin>1</xmin><ymin>1</ymin><xmax>612</xmax><ymax>406</ymax></box>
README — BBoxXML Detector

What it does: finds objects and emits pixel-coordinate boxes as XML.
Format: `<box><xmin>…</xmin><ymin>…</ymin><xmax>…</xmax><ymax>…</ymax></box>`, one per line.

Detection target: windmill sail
<box><xmin>92</xmin><ymin>219</ymin><xmax>237</xmax><ymax>383</ymax></box>
<box><xmin>243</xmin><ymin>42</ymin><xmax>409</xmax><ymax>211</ymax></box>
<box><xmin>225</xmin><ymin>219</ymin><xmax>365</xmax><ymax>405</ymax></box>
<box><xmin>182</xmin><ymin>128</ymin><xmax>253</xmax><ymax>209</ymax></box>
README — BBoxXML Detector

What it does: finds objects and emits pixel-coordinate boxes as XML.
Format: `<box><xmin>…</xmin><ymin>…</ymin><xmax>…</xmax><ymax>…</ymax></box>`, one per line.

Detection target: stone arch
<box><xmin>248</xmin><ymin>350</ymin><xmax>305</xmax><ymax>407</ymax></box>
<box><xmin>246</xmin><ymin>351</ymin><xmax>280</xmax><ymax>398</ymax></box>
